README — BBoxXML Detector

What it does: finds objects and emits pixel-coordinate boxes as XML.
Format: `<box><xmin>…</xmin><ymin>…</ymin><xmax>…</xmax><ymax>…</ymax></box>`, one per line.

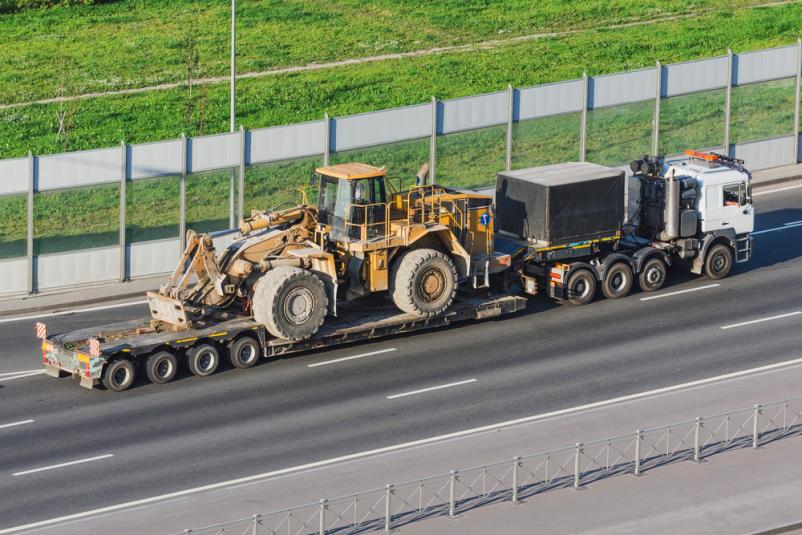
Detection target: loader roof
<box><xmin>316</xmin><ymin>163</ymin><xmax>387</xmax><ymax>180</ymax></box>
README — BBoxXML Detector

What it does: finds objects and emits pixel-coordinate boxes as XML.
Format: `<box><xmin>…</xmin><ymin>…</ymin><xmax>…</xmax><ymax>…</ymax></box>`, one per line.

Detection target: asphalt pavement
<box><xmin>0</xmin><ymin>181</ymin><xmax>801</xmax><ymax>531</ymax></box>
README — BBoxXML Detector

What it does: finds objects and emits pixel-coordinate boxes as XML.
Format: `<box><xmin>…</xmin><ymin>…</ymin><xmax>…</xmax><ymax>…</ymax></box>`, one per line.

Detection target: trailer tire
<box><xmin>565</xmin><ymin>269</ymin><xmax>596</xmax><ymax>306</ymax></box>
<box><xmin>102</xmin><ymin>358</ymin><xmax>135</xmax><ymax>392</ymax></box>
<box><xmin>390</xmin><ymin>248</ymin><xmax>457</xmax><ymax>317</ymax></box>
<box><xmin>187</xmin><ymin>343</ymin><xmax>220</xmax><ymax>377</ymax></box>
<box><xmin>228</xmin><ymin>336</ymin><xmax>261</xmax><ymax>369</ymax></box>
<box><xmin>638</xmin><ymin>257</ymin><xmax>667</xmax><ymax>292</ymax></box>
<box><xmin>145</xmin><ymin>351</ymin><xmax>178</xmax><ymax>384</ymax></box>
<box><xmin>253</xmin><ymin>267</ymin><xmax>328</xmax><ymax>341</ymax></box>
<box><xmin>602</xmin><ymin>263</ymin><xmax>633</xmax><ymax>299</ymax></box>
<box><xmin>704</xmin><ymin>243</ymin><xmax>734</xmax><ymax>280</ymax></box>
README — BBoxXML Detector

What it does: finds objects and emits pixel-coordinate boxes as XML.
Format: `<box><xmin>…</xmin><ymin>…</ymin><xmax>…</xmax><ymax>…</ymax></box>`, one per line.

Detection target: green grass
<box><xmin>0</xmin><ymin>0</ymin><xmax>775</xmax><ymax>105</ymax></box>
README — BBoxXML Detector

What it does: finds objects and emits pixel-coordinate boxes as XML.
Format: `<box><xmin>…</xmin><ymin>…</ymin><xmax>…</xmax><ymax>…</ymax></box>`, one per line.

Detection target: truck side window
<box><xmin>722</xmin><ymin>183</ymin><xmax>745</xmax><ymax>207</ymax></box>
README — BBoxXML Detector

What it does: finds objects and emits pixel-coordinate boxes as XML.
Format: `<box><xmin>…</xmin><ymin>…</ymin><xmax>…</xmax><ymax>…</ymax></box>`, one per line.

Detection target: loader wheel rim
<box><xmin>418</xmin><ymin>268</ymin><xmax>446</xmax><ymax>303</ymax></box>
<box><xmin>284</xmin><ymin>287</ymin><xmax>315</xmax><ymax>325</ymax></box>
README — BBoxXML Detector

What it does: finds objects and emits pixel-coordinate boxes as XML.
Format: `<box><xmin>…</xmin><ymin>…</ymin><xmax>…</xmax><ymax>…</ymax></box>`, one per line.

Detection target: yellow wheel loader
<box><xmin>148</xmin><ymin>163</ymin><xmax>499</xmax><ymax>341</ymax></box>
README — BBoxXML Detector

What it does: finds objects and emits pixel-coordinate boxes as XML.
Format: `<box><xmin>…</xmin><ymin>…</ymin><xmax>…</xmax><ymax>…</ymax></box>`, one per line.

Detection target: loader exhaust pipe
<box><xmin>660</xmin><ymin>171</ymin><xmax>679</xmax><ymax>241</ymax></box>
<box><xmin>416</xmin><ymin>163</ymin><xmax>430</xmax><ymax>186</ymax></box>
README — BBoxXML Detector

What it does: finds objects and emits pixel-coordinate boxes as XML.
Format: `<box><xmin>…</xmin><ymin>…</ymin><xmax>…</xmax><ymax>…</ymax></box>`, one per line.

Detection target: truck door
<box><xmin>703</xmin><ymin>181</ymin><xmax>754</xmax><ymax>235</ymax></box>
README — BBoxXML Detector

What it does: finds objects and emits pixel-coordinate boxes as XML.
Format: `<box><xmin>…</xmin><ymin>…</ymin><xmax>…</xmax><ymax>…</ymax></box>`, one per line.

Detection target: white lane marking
<box><xmin>387</xmin><ymin>378</ymin><xmax>477</xmax><ymax>399</ymax></box>
<box><xmin>784</xmin><ymin>220</ymin><xmax>802</xmax><ymax>226</ymax></box>
<box><xmin>0</xmin><ymin>420</ymin><xmax>34</xmax><ymax>430</ymax></box>
<box><xmin>12</xmin><ymin>454</ymin><xmax>114</xmax><ymax>477</ymax></box>
<box><xmin>752</xmin><ymin>222</ymin><xmax>802</xmax><ymax>236</ymax></box>
<box><xmin>752</xmin><ymin>183</ymin><xmax>802</xmax><ymax>196</ymax></box>
<box><xmin>0</xmin><ymin>300</ymin><xmax>148</xmax><ymax>325</ymax></box>
<box><xmin>0</xmin><ymin>370</ymin><xmax>46</xmax><ymax>382</ymax></box>
<box><xmin>721</xmin><ymin>311</ymin><xmax>802</xmax><ymax>330</ymax></box>
<box><xmin>640</xmin><ymin>283</ymin><xmax>719</xmax><ymax>301</ymax></box>
<box><xmin>308</xmin><ymin>348</ymin><xmax>397</xmax><ymax>368</ymax></box>
<box><xmin>7</xmin><ymin>355</ymin><xmax>802</xmax><ymax>534</ymax></box>
<box><xmin>0</xmin><ymin>369</ymin><xmax>41</xmax><ymax>377</ymax></box>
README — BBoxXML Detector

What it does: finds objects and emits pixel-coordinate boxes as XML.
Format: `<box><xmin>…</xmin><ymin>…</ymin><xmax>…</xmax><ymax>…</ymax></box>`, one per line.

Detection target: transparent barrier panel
<box><xmin>659</xmin><ymin>88</ymin><xmax>726</xmax><ymax>155</ymax></box>
<box><xmin>331</xmin><ymin>138</ymin><xmax>430</xmax><ymax>192</ymax></box>
<box><xmin>587</xmin><ymin>100</ymin><xmax>653</xmax><ymax>166</ymax></box>
<box><xmin>244</xmin><ymin>156</ymin><xmax>322</xmax><ymax>216</ymax></box>
<box><xmin>511</xmin><ymin>112</ymin><xmax>581</xmax><ymax>169</ymax></box>
<box><xmin>126</xmin><ymin>175</ymin><xmax>180</xmax><ymax>243</ymax></box>
<box><xmin>186</xmin><ymin>168</ymin><xmax>233</xmax><ymax>234</ymax></box>
<box><xmin>436</xmin><ymin>124</ymin><xmax>506</xmax><ymax>190</ymax></box>
<box><xmin>731</xmin><ymin>77</ymin><xmax>796</xmax><ymax>144</ymax></box>
<box><xmin>34</xmin><ymin>183</ymin><xmax>119</xmax><ymax>255</ymax></box>
<box><xmin>0</xmin><ymin>193</ymin><xmax>26</xmax><ymax>260</ymax></box>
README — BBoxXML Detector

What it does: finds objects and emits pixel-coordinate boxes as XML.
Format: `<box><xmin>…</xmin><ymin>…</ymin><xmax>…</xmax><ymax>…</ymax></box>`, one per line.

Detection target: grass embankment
<box><xmin>0</xmin><ymin>3</ymin><xmax>799</xmax><ymax>258</ymax></box>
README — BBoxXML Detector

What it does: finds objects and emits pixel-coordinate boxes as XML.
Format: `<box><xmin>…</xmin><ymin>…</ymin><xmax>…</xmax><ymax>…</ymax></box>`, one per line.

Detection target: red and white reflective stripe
<box><xmin>89</xmin><ymin>338</ymin><xmax>101</xmax><ymax>357</ymax></box>
<box><xmin>35</xmin><ymin>322</ymin><xmax>47</xmax><ymax>340</ymax></box>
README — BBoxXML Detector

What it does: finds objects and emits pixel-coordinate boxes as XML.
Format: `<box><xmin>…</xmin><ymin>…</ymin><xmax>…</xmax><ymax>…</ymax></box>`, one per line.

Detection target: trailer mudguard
<box><xmin>691</xmin><ymin>229</ymin><xmax>737</xmax><ymax>274</ymax></box>
<box><xmin>597</xmin><ymin>253</ymin><xmax>635</xmax><ymax>280</ymax></box>
<box><xmin>632</xmin><ymin>247</ymin><xmax>672</xmax><ymax>273</ymax></box>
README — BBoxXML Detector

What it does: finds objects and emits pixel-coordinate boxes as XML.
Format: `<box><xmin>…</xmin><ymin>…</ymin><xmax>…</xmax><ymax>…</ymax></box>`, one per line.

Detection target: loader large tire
<box><xmin>252</xmin><ymin>267</ymin><xmax>328</xmax><ymax>341</ymax></box>
<box><xmin>390</xmin><ymin>248</ymin><xmax>457</xmax><ymax>317</ymax></box>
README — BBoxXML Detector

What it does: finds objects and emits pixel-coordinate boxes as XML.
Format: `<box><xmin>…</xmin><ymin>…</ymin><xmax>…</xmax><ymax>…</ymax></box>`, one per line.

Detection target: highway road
<box><xmin>0</xmin><ymin>181</ymin><xmax>801</xmax><ymax>530</ymax></box>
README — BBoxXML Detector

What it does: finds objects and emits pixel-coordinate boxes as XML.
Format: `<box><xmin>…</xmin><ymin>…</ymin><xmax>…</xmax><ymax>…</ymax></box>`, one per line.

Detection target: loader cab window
<box><xmin>316</xmin><ymin>174</ymin><xmax>388</xmax><ymax>242</ymax></box>
<box><xmin>722</xmin><ymin>182</ymin><xmax>747</xmax><ymax>207</ymax></box>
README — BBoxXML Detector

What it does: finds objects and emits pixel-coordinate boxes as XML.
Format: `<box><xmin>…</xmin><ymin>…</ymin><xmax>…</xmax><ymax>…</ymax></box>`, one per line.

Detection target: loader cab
<box><xmin>315</xmin><ymin>163</ymin><xmax>389</xmax><ymax>242</ymax></box>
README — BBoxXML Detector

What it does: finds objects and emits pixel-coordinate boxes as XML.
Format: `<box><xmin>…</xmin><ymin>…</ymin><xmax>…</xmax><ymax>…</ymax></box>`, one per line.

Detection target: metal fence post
<box><xmin>239</xmin><ymin>124</ymin><xmax>246</xmax><ymax>223</ymax></box>
<box><xmin>652</xmin><ymin>61</ymin><xmax>661</xmax><ymax>156</ymax></box>
<box><xmin>579</xmin><ymin>73</ymin><xmax>588</xmax><ymax>162</ymax></box>
<box><xmin>251</xmin><ymin>513</ymin><xmax>260</xmax><ymax>535</ymax></box>
<box><xmin>323</xmin><ymin>113</ymin><xmax>330</xmax><ymax>166</ymax></box>
<box><xmin>449</xmin><ymin>470</ymin><xmax>457</xmax><ymax>518</ymax></box>
<box><xmin>573</xmin><ymin>443</ymin><xmax>582</xmax><ymax>489</ymax></box>
<box><xmin>319</xmin><ymin>498</ymin><xmax>327</xmax><ymax>535</ymax></box>
<box><xmin>430</xmin><ymin>96</ymin><xmax>437</xmax><ymax>184</ymax></box>
<box><xmin>384</xmin><ymin>484</ymin><xmax>392</xmax><ymax>532</ymax></box>
<box><xmin>229</xmin><ymin>169</ymin><xmax>236</xmax><ymax>229</ymax></box>
<box><xmin>723</xmin><ymin>49</ymin><xmax>733</xmax><ymax>154</ymax></box>
<box><xmin>753</xmin><ymin>404</ymin><xmax>761</xmax><ymax>448</ymax></box>
<box><xmin>506</xmin><ymin>84</ymin><xmax>514</xmax><ymax>171</ymax></box>
<box><xmin>512</xmin><ymin>456</ymin><xmax>520</xmax><ymax>503</ymax></box>
<box><xmin>180</xmin><ymin>133</ymin><xmax>187</xmax><ymax>251</ymax></box>
<box><xmin>693</xmin><ymin>417</ymin><xmax>702</xmax><ymax>462</ymax></box>
<box><xmin>794</xmin><ymin>38</ymin><xmax>801</xmax><ymax>164</ymax></box>
<box><xmin>634</xmin><ymin>430</ymin><xmax>642</xmax><ymax>475</ymax></box>
<box><xmin>26</xmin><ymin>150</ymin><xmax>34</xmax><ymax>295</ymax></box>
<box><xmin>119</xmin><ymin>140</ymin><xmax>127</xmax><ymax>282</ymax></box>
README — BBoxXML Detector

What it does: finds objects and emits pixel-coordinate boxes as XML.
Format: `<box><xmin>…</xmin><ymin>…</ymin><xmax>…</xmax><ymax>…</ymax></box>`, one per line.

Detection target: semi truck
<box><xmin>39</xmin><ymin>150</ymin><xmax>754</xmax><ymax>391</ymax></box>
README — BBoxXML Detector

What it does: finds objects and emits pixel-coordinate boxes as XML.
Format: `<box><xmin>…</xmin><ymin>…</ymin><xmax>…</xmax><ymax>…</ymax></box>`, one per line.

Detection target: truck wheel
<box><xmin>146</xmin><ymin>351</ymin><xmax>178</xmax><ymax>384</ymax></box>
<box><xmin>602</xmin><ymin>263</ymin><xmax>633</xmax><ymax>299</ymax></box>
<box><xmin>704</xmin><ymin>244</ymin><xmax>734</xmax><ymax>280</ymax></box>
<box><xmin>391</xmin><ymin>248</ymin><xmax>457</xmax><ymax>317</ymax></box>
<box><xmin>565</xmin><ymin>269</ymin><xmax>596</xmax><ymax>306</ymax></box>
<box><xmin>228</xmin><ymin>336</ymin><xmax>261</xmax><ymax>369</ymax></box>
<box><xmin>102</xmin><ymin>358</ymin><xmax>135</xmax><ymax>392</ymax></box>
<box><xmin>187</xmin><ymin>343</ymin><xmax>220</xmax><ymax>377</ymax></box>
<box><xmin>253</xmin><ymin>267</ymin><xmax>328</xmax><ymax>341</ymax></box>
<box><xmin>638</xmin><ymin>257</ymin><xmax>667</xmax><ymax>292</ymax></box>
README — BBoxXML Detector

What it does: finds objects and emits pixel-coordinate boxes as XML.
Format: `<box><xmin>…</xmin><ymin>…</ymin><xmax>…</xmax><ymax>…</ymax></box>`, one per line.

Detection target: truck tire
<box><xmin>704</xmin><ymin>243</ymin><xmax>734</xmax><ymax>280</ymax></box>
<box><xmin>602</xmin><ymin>263</ymin><xmax>633</xmax><ymax>299</ymax></box>
<box><xmin>390</xmin><ymin>248</ymin><xmax>457</xmax><ymax>317</ymax></box>
<box><xmin>228</xmin><ymin>336</ymin><xmax>261</xmax><ymax>369</ymax></box>
<box><xmin>252</xmin><ymin>267</ymin><xmax>328</xmax><ymax>341</ymax></box>
<box><xmin>145</xmin><ymin>351</ymin><xmax>178</xmax><ymax>384</ymax></box>
<box><xmin>102</xmin><ymin>358</ymin><xmax>135</xmax><ymax>392</ymax></box>
<box><xmin>565</xmin><ymin>269</ymin><xmax>596</xmax><ymax>306</ymax></box>
<box><xmin>638</xmin><ymin>257</ymin><xmax>667</xmax><ymax>292</ymax></box>
<box><xmin>187</xmin><ymin>343</ymin><xmax>220</xmax><ymax>377</ymax></box>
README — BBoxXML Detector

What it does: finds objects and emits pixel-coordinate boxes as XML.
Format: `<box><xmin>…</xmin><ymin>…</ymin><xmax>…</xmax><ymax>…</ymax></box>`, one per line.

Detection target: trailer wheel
<box><xmin>704</xmin><ymin>244</ymin><xmax>733</xmax><ymax>280</ymax></box>
<box><xmin>253</xmin><ymin>267</ymin><xmax>328</xmax><ymax>341</ymax></box>
<box><xmin>228</xmin><ymin>336</ymin><xmax>261</xmax><ymax>369</ymax></box>
<box><xmin>638</xmin><ymin>257</ymin><xmax>667</xmax><ymax>292</ymax></box>
<box><xmin>187</xmin><ymin>343</ymin><xmax>220</xmax><ymax>377</ymax></box>
<box><xmin>602</xmin><ymin>263</ymin><xmax>633</xmax><ymax>299</ymax></box>
<box><xmin>391</xmin><ymin>248</ymin><xmax>457</xmax><ymax>317</ymax></box>
<box><xmin>102</xmin><ymin>358</ymin><xmax>135</xmax><ymax>392</ymax></box>
<box><xmin>145</xmin><ymin>351</ymin><xmax>178</xmax><ymax>384</ymax></box>
<box><xmin>565</xmin><ymin>269</ymin><xmax>596</xmax><ymax>306</ymax></box>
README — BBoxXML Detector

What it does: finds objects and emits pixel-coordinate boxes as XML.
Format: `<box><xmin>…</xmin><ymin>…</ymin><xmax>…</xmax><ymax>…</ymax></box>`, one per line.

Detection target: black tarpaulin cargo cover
<box><xmin>495</xmin><ymin>162</ymin><xmax>625</xmax><ymax>246</ymax></box>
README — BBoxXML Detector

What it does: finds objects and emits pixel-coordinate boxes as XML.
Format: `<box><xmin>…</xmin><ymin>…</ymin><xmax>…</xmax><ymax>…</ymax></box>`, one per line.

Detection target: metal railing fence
<box><xmin>175</xmin><ymin>395</ymin><xmax>802</xmax><ymax>535</ymax></box>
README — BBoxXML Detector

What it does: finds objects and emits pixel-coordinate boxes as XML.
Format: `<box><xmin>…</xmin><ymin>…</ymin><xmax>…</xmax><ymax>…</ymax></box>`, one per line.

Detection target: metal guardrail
<box><xmin>175</xmin><ymin>395</ymin><xmax>802</xmax><ymax>535</ymax></box>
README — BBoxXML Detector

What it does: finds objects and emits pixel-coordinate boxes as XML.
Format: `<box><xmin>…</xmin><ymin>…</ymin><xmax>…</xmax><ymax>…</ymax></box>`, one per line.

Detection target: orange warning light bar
<box><xmin>684</xmin><ymin>150</ymin><xmax>719</xmax><ymax>162</ymax></box>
